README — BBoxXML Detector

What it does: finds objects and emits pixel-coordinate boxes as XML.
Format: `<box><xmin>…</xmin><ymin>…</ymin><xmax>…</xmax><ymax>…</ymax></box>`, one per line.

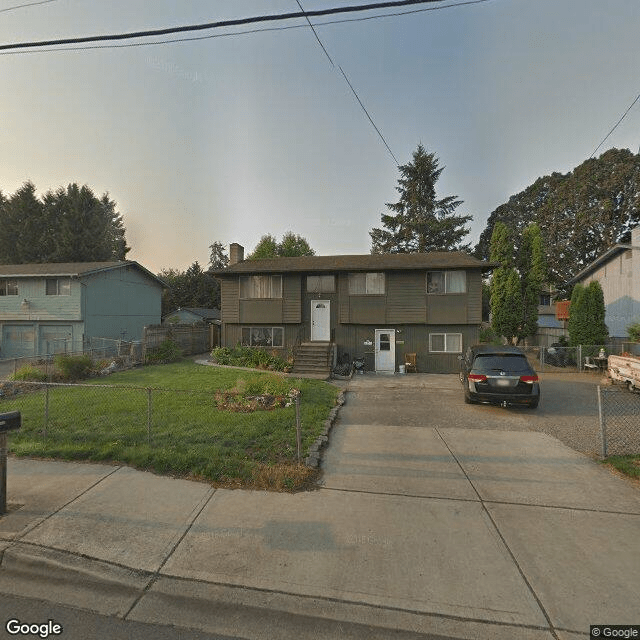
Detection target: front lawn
<box><xmin>2</xmin><ymin>361</ymin><xmax>339</xmax><ymax>491</ymax></box>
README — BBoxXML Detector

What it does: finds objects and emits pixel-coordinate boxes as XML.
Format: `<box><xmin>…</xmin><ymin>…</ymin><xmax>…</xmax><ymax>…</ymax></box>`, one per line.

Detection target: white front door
<box><xmin>311</xmin><ymin>300</ymin><xmax>330</xmax><ymax>341</ymax></box>
<box><xmin>375</xmin><ymin>329</ymin><xmax>395</xmax><ymax>372</ymax></box>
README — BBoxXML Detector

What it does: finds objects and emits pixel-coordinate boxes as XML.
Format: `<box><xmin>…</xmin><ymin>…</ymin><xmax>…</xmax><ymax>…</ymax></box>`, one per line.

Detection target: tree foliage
<box><xmin>0</xmin><ymin>181</ymin><xmax>129</xmax><ymax>263</ymax></box>
<box><xmin>489</xmin><ymin>222</ymin><xmax>546</xmax><ymax>344</ymax></box>
<box><xmin>475</xmin><ymin>148</ymin><xmax>640</xmax><ymax>290</ymax></box>
<box><xmin>208</xmin><ymin>241</ymin><xmax>229</xmax><ymax>270</ymax></box>
<box><xmin>247</xmin><ymin>232</ymin><xmax>315</xmax><ymax>260</ymax></box>
<box><xmin>370</xmin><ymin>143</ymin><xmax>472</xmax><ymax>254</ymax></box>
<box><xmin>568</xmin><ymin>281</ymin><xmax>608</xmax><ymax>348</ymax></box>
<box><xmin>159</xmin><ymin>261</ymin><xmax>221</xmax><ymax>316</ymax></box>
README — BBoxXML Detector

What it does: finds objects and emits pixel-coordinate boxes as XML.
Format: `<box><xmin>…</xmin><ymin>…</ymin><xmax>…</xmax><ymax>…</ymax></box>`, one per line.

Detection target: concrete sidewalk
<box><xmin>1</xmin><ymin>382</ymin><xmax>639</xmax><ymax>638</ymax></box>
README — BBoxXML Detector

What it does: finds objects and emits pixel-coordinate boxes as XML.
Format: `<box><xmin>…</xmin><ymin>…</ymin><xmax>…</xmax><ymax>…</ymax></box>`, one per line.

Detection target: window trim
<box><xmin>0</xmin><ymin>279</ymin><xmax>19</xmax><ymax>296</ymax></box>
<box><xmin>429</xmin><ymin>333</ymin><xmax>463</xmax><ymax>353</ymax></box>
<box><xmin>348</xmin><ymin>272</ymin><xmax>386</xmax><ymax>295</ymax></box>
<box><xmin>239</xmin><ymin>275</ymin><xmax>282</xmax><ymax>299</ymax></box>
<box><xmin>45</xmin><ymin>278</ymin><xmax>71</xmax><ymax>296</ymax></box>
<box><xmin>426</xmin><ymin>270</ymin><xmax>466</xmax><ymax>295</ymax></box>
<box><xmin>240</xmin><ymin>326</ymin><xmax>284</xmax><ymax>348</ymax></box>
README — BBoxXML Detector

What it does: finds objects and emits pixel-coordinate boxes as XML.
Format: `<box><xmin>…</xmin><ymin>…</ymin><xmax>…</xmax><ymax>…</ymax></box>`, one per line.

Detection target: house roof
<box><xmin>0</xmin><ymin>261</ymin><xmax>166</xmax><ymax>287</ymax></box>
<box><xmin>169</xmin><ymin>307</ymin><xmax>220</xmax><ymax>321</ymax></box>
<box><xmin>213</xmin><ymin>251</ymin><xmax>494</xmax><ymax>275</ymax></box>
<box><xmin>566</xmin><ymin>243</ymin><xmax>634</xmax><ymax>285</ymax></box>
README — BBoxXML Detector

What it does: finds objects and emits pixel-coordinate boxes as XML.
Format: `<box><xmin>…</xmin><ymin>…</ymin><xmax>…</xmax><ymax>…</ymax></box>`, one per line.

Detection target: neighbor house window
<box><xmin>46</xmin><ymin>278</ymin><xmax>71</xmax><ymax>296</ymax></box>
<box><xmin>427</xmin><ymin>271</ymin><xmax>466</xmax><ymax>294</ymax></box>
<box><xmin>429</xmin><ymin>333</ymin><xmax>462</xmax><ymax>353</ymax></box>
<box><xmin>240</xmin><ymin>275</ymin><xmax>282</xmax><ymax>299</ymax></box>
<box><xmin>241</xmin><ymin>327</ymin><xmax>284</xmax><ymax>348</ymax></box>
<box><xmin>0</xmin><ymin>279</ymin><xmax>18</xmax><ymax>296</ymax></box>
<box><xmin>348</xmin><ymin>272</ymin><xmax>385</xmax><ymax>295</ymax></box>
<box><xmin>539</xmin><ymin>293</ymin><xmax>551</xmax><ymax>306</ymax></box>
<box><xmin>307</xmin><ymin>275</ymin><xmax>335</xmax><ymax>293</ymax></box>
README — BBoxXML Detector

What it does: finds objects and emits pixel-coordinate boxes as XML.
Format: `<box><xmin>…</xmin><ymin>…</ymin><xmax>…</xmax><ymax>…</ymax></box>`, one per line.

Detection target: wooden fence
<box><xmin>142</xmin><ymin>324</ymin><xmax>215</xmax><ymax>359</ymax></box>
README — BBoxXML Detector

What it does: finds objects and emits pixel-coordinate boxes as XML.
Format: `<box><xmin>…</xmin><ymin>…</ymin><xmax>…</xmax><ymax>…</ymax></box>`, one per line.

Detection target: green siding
<box><xmin>427</xmin><ymin>295</ymin><xmax>468</xmax><ymax>324</ymax></box>
<box><xmin>386</xmin><ymin>271</ymin><xmax>427</xmax><ymax>323</ymax></box>
<box><xmin>283</xmin><ymin>275</ymin><xmax>302</xmax><ymax>323</ymax></box>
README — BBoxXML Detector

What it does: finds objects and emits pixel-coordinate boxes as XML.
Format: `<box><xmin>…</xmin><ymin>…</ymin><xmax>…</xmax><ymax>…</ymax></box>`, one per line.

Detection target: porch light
<box><xmin>20</xmin><ymin>298</ymin><xmax>30</xmax><ymax>309</ymax></box>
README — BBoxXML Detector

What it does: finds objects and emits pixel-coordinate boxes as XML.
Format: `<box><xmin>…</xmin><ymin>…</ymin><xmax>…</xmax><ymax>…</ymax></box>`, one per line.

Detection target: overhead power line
<box><xmin>0</xmin><ymin>0</ymin><xmax>474</xmax><ymax>52</ymax></box>
<box><xmin>296</xmin><ymin>0</ymin><xmax>398</xmax><ymax>165</ymax></box>
<box><xmin>590</xmin><ymin>93</ymin><xmax>640</xmax><ymax>158</ymax></box>
<box><xmin>0</xmin><ymin>0</ymin><xmax>57</xmax><ymax>13</ymax></box>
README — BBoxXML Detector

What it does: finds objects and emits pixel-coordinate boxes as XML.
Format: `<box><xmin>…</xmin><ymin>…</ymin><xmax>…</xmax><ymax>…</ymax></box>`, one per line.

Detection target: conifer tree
<box><xmin>370</xmin><ymin>143</ymin><xmax>471</xmax><ymax>254</ymax></box>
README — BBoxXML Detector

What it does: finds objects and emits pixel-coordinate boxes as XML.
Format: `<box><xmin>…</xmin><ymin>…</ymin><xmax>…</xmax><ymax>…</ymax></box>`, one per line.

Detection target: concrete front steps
<box><xmin>292</xmin><ymin>342</ymin><xmax>333</xmax><ymax>376</ymax></box>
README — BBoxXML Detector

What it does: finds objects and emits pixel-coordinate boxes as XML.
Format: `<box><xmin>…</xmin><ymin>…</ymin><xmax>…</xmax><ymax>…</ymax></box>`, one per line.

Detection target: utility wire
<box><xmin>590</xmin><ymin>92</ymin><xmax>640</xmax><ymax>158</ymax></box>
<box><xmin>0</xmin><ymin>0</ymin><xmax>468</xmax><ymax>51</ymax></box>
<box><xmin>296</xmin><ymin>0</ymin><xmax>399</xmax><ymax>165</ymax></box>
<box><xmin>296</xmin><ymin>0</ymin><xmax>334</xmax><ymax>67</ymax></box>
<box><xmin>0</xmin><ymin>0</ymin><xmax>491</xmax><ymax>55</ymax></box>
<box><xmin>0</xmin><ymin>0</ymin><xmax>57</xmax><ymax>13</ymax></box>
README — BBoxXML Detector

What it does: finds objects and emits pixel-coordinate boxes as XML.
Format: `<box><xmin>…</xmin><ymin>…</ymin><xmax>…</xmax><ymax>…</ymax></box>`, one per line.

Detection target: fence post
<box><xmin>147</xmin><ymin>388</ymin><xmax>152</xmax><ymax>446</ymax></box>
<box><xmin>578</xmin><ymin>345</ymin><xmax>582</xmax><ymax>372</ymax></box>
<box><xmin>597</xmin><ymin>385</ymin><xmax>607</xmax><ymax>458</ymax></box>
<box><xmin>295</xmin><ymin>391</ymin><xmax>302</xmax><ymax>464</ymax></box>
<box><xmin>44</xmin><ymin>385</ymin><xmax>49</xmax><ymax>440</ymax></box>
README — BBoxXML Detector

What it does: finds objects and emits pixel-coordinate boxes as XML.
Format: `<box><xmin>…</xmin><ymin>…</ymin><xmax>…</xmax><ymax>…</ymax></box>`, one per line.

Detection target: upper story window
<box><xmin>46</xmin><ymin>278</ymin><xmax>71</xmax><ymax>296</ymax></box>
<box><xmin>539</xmin><ymin>293</ymin><xmax>551</xmax><ymax>306</ymax></box>
<box><xmin>0</xmin><ymin>279</ymin><xmax>18</xmax><ymax>296</ymax></box>
<box><xmin>240</xmin><ymin>275</ymin><xmax>282</xmax><ymax>299</ymax></box>
<box><xmin>426</xmin><ymin>271</ymin><xmax>466</xmax><ymax>294</ymax></box>
<box><xmin>307</xmin><ymin>275</ymin><xmax>335</xmax><ymax>293</ymax></box>
<box><xmin>348</xmin><ymin>272</ymin><xmax>385</xmax><ymax>295</ymax></box>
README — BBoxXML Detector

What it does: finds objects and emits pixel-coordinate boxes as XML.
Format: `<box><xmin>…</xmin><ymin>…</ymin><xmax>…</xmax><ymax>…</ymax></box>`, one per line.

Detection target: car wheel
<box><xmin>464</xmin><ymin>390</ymin><xmax>474</xmax><ymax>404</ymax></box>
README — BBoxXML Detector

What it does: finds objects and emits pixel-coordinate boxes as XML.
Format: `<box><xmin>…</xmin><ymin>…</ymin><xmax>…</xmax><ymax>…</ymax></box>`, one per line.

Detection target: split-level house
<box><xmin>0</xmin><ymin>261</ymin><xmax>164</xmax><ymax>359</ymax></box>
<box><xmin>213</xmin><ymin>243</ymin><xmax>493</xmax><ymax>374</ymax></box>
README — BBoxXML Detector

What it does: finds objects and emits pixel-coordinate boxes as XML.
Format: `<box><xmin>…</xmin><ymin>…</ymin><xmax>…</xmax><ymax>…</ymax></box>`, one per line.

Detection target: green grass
<box><xmin>603</xmin><ymin>455</ymin><xmax>640</xmax><ymax>480</ymax></box>
<box><xmin>1</xmin><ymin>360</ymin><xmax>339</xmax><ymax>490</ymax></box>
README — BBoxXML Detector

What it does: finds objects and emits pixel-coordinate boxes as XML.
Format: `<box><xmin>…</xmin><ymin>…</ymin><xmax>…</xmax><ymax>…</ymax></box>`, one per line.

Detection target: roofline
<box><xmin>566</xmin><ymin>244</ymin><xmax>632</xmax><ymax>285</ymax></box>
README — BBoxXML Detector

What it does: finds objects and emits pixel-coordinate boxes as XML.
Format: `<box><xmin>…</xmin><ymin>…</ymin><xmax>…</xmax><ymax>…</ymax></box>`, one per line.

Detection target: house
<box><xmin>567</xmin><ymin>226</ymin><xmax>640</xmax><ymax>340</ymax></box>
<box><xmin>213</xmin><ymin>243</ymin><xmax>493</xmax><ymax>374</ymax></box>
<box><xmin>0</xmin><ymin>261</ymin><xmax>164</xmax><ymax>359</ymax></box>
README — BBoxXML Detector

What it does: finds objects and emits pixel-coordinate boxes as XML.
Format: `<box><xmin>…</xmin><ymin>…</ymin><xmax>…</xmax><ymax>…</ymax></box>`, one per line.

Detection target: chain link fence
<box><xmin>518</xmin><ymin>343</ymin><xmax>640</xmax><ymax>374</ymax></box>
<box><xmin>597</xmin><ymin>385</ymin><xmax>640</xmax><ymax>457</ymax></box>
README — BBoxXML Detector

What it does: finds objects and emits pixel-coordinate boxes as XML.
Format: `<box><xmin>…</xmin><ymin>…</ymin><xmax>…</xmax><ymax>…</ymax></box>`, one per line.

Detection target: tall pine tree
<box><xmin>370</xmin><ymin>143</ymin><xmax>472</xmax><ymax>254</ymax></box>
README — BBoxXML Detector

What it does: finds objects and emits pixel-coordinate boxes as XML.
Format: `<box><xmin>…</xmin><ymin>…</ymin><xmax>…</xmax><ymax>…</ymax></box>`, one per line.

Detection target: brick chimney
<box><xmin>229</xmin><ymin>243</ymin><xmax>244</xmax><ymax>265</ymax></box>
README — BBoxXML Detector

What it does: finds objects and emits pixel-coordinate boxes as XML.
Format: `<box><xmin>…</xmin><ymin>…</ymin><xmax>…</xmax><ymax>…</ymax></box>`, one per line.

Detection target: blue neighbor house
<box><xmin>0</xmin><ymin>261</ymin><xmax>164</xmax><ymax>358</ymax></box>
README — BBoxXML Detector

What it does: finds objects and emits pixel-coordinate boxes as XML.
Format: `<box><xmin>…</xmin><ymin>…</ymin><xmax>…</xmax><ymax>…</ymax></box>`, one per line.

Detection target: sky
<box><xmin>1</xmin><ymin>0</ymin><xmax>639</xmax><ymax>274</ymax></box>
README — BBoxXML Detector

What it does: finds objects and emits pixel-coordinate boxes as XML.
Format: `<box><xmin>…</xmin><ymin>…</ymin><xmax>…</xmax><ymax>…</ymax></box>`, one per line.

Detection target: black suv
<box><xmin>459</xmin><ymin>345</ymin><xmax>540</xmax><ymax>409</ymax></box>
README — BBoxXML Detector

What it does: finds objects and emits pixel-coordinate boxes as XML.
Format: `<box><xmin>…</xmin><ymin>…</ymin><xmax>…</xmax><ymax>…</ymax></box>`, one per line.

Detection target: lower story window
<box><xmin>241</xmin><ymin>327</ymin><xmax>284</xmax><ymax>348</ymax></box>
<box><xmin>429</xmin><ymin>333</ymin><xmax>462</xmax><ymax>353</ymax></box>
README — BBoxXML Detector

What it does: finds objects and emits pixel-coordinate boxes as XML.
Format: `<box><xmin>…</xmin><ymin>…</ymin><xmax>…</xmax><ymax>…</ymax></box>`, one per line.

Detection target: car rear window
<box><xmin>472</xmin><ymin>354</ymin><xmax>532</xmax><ymax>374</ymax></box>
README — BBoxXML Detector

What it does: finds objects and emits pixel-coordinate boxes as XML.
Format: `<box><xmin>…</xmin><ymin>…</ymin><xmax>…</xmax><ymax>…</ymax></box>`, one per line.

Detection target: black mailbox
<box><xmin>0</xmin><ymin>411</ymin><xmax>21</xmax><ymax>433</ymax></box>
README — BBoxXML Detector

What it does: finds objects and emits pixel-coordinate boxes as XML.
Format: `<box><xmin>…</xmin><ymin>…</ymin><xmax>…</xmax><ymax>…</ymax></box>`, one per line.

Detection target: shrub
<box><xmin>211</xmin><ymin>346</ymin><xmax>291</xmax><ymax>372</ymax></box>
<box><xmin>10</xmin><ymin>365</ymin><xmax>48</xmax><ymax>382</ymax></box>
<box><xmin>54</xmin><ymin>354</ymin><xmax>93</xmax><ymax>381</ymax></box>
<box><xmin>479</xmin><ymin>326</ymin><xmax>501</xmax><ymax>345</ymax></box>
<box><xmin>628</xmin><ymin>322</ymin><xmax>640</xmax><ymax>343</ymax></box>
<box><xmin>146</xmin><ymin>339</ymin><xmax>182</xmax><ymax>364</ymax></box>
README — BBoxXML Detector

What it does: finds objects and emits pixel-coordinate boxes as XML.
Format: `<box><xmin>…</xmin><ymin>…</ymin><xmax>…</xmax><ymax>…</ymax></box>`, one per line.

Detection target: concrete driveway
<box><xmin>319</xmin><ymin>373</ymin><xmax>640</xmax><ymax>638</ymax></box>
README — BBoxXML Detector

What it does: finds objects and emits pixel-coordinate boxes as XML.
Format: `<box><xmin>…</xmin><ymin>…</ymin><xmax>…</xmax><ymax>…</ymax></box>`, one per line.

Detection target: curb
<box><xmin>304</xmin><ymin>389</ymin><xmax>346</xmax><ymax>468</ymax></box>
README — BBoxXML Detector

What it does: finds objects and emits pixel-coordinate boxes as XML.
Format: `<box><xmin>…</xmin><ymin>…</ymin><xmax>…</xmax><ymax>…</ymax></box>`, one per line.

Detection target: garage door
<box><xmin>39</xmin><ymin>325</ymin><xmax>73</xmax><ymax>355</ymax></box>
<box><xmin>1</xmin><ymin>324</ymin><xmax>36</xmax><ymax>358</ymax></box>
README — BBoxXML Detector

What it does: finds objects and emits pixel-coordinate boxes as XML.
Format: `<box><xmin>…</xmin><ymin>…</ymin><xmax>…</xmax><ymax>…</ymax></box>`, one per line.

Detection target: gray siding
<box><xmin>283</xmin><ymin>275</ymin><xmax>302</xmax><ymax>323</ymax></box>
<box><xmin>239</xmin><ymin>299</ymin><xmax>283</xmax><ymax>324</ymax></box>
<box><xmin>386</xmin><ymin>271</ymin><xmax>427</xmax><ymax>323</ymax></box>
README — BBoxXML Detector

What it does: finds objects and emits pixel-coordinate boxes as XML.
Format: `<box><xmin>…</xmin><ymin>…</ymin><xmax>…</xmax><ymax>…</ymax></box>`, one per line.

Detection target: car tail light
<box><xmin>468</xmin><ymin>374</ymin><xmax>487</xmax><ymax>382</ymax></box>
<box><xmin>519</xmin><ymin>375</ymin><xmax>539</xmax><ymax>383</ymax></box>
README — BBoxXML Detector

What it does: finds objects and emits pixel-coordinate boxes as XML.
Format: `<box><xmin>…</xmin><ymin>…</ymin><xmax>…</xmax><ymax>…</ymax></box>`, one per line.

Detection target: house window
<box><xmin>348</xmin><ymin>272</ymin><xmax>385</xmax><ymax>295</ymax></box>
<box><xmin>0</xmin><ymin>279</ymin><xmax>18</xmax><ymax>296</ymax></box>
<box><xmin>427</xmin><ymin>271</ymin><xmax>466</xmax><ymax>294</ymax></box>
<box><xmin>46</xmin><ymin>278</ymin><xmax>71</xmax><ymax>296</ymax></box>
<box><xmin>539</xmin><ymin>293</ymin><xmax>551</xmax><ymax>306</ymax></box>
<box><xmin>240</xmin><ymin>275</ymin><xmax>282</xmax><ymax>299</ymax></box>
<box><xmin>241</xmin><ymin>327</ymin><xmax>284</xmax><ymax>348</ymax></box>
<box><xmin>307</xmin><ymin>275</ymin><xmax>335</xmax><ymax>293</ymax></box>
<box><xmin>429</xmin><ymin>333</ymin><xmax>462</xmax><ymax>353</ymax></box>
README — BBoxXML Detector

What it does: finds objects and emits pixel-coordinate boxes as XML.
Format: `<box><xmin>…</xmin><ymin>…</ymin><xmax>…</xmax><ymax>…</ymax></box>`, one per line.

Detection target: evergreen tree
<box><xmin>370</xmin><ymin>143</ymin><xmax>471</xmax><ymax>254</ymax></box>
<box><xmin>518</xmin><ymin>224</ymin><xmax>546</xmax><ymax>341</ymax></box>
<box><xmin>207</xmin><ymin>241</ymin><xmax>229</xmax><ymax>270</ymax></box>
<box><xmin>567</xmin><ymin>283</ymin><xmax>608</xmax><ymax>351</ymax></box>
<box><xmin>0</xmin><ymin>181</ymin><xmax>129</xmax><ymax>263</ymax></box>
<box><xmin>159</xmin><ymin>261</ymin><xmax>220</xmax><ymax>316</ymax></box>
